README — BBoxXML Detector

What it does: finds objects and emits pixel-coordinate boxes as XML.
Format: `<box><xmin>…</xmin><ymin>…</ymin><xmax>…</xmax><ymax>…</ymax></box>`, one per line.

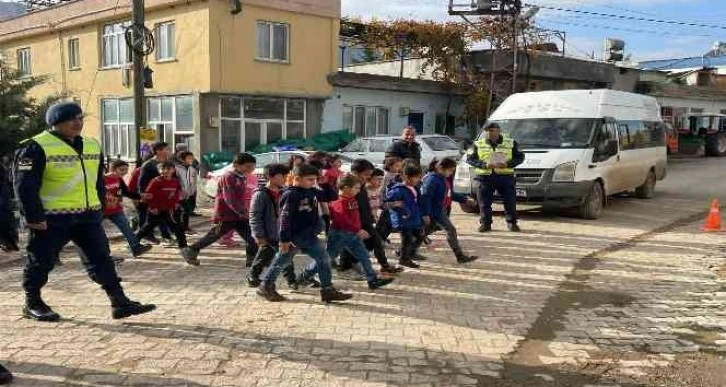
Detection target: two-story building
<box><xmin>0</xmin><ymin>0</ymin><xmax>340</xmax><ymax>161</ymax></box>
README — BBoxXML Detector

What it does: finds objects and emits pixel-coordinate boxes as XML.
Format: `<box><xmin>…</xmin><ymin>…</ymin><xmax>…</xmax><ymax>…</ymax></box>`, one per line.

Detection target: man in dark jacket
<box><xmin>385</xmin><ymin>126</ymin><xmax>422</xmax><ymax>164</ymax></box>
<box><xmin>13</xmin><ymin>102</ymin><xmax>155</xmax><ymax>321</ymax></box>
<box><xmin>338</xmin><ymin>159</ymin><xmax>402</xmax><ymax>275</ymax></box>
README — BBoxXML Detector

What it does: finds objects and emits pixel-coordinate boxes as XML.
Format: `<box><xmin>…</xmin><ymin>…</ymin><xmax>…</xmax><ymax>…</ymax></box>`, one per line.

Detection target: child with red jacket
<box><xmin>104</xmin><ymin>160</ymin><xmax>152</xmax><ymax>258</ymax></box>
<box><xmin>327</xmin><ymin>174</ymin><xmax>394</xmax><ymax>290</ymax></box>
<box><xmin>135</xmin><ymin>161</ymin><xmax>187</xmax><ymax>249</ymax></box>
<box><xmin>181</xmin><ymin>153</ymin><xmax>259</xmax><ymax>266</ymax></box>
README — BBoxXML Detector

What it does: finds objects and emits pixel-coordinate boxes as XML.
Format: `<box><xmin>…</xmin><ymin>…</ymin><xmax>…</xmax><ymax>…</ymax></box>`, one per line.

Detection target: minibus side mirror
<box><xmin>607</xmin><ymin>140</ymin><xmax>619</xmax><ymax>156</ymax></box>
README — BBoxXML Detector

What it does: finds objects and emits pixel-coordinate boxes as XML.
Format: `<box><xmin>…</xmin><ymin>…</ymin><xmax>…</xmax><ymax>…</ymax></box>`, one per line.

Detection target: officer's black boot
<box><xmin>23</xmin><ymin>292</ymin><xmax>60</xmax><ymax>322</ymax></box>
<box><xmin>0</xmin><ymin>363</ymin><xmax>13</xmax><ymax>385</ymax></box>
<box><xmin>105</xmin><ymin>287</ymin><xmax>156</xmax><ymax>319</ymax></box>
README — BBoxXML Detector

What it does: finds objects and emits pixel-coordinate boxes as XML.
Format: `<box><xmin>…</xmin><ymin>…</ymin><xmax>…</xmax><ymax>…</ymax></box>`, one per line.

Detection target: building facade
<box><xmin>0</xmin><ymin>0</ymin><xmax>340</xmax><ymax>161</ymax></box>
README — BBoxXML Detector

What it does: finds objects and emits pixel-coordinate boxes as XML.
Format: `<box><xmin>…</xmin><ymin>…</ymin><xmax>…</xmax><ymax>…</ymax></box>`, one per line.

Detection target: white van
<box><xmin>454</xmin><ymin>89</ymin><xmax>668</xmax><ymax>219</ymax></box>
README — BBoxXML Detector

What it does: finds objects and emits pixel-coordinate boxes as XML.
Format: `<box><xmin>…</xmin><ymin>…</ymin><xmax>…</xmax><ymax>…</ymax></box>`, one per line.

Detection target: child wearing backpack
<box><xmin>421</xmin><ymin>158</ymin><xmax>478</xmax><ymax>264</ymax></box>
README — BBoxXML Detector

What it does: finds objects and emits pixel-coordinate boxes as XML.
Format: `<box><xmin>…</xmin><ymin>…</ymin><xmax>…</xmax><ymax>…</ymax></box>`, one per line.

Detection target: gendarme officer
<box><xmin>466</xmin><ymin>122</ymin><xmax>525</xmax><ymax>232</ymax></box>
<box><xmin>14</xmin><ymin>102</ymin><xmax>156</xmax><ymax>321</ymax></box>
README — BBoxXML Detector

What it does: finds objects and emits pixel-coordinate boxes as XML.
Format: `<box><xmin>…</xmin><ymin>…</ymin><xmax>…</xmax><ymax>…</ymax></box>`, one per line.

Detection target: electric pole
<box><xmin>132</xmin><ymin>0</ymin><xmax>145</xmax><ymax>166</ymax></box>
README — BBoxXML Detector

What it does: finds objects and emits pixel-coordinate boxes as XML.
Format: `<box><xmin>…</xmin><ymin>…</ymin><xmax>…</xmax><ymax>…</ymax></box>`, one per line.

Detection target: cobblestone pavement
<box><xmin>0</xmin><ymin>158</ymin><xmax>725</xmax><ymax>386</ymax></box>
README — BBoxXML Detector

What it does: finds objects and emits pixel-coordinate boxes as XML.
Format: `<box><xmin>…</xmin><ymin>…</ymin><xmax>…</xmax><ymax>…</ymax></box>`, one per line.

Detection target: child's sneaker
<box><xmin>144</xmin><ymin>235</ymin><xmax>161</xmax><ymax>245</ymax></box>
<box><xmin>320</xmin><ymin>287</ymin><xmax>352</xmax><ymax>303</ymax></box>
<box><xmin>180</xmin><ymin>247</ymin><xmax>200</xmax><ymax>266</ymax></box>
<box><xmin>257</xmin><ymin>282</ymin><xmax>285</xmax><ymax>302</ymax></box>
<box><xmin>161</xmin><ymin>238</ymin><xmax>176</xmax><ymax>248</ymax></box>
<box><xmin>368</xmin><ymin>277</ymin><xmax>394</xmax><ymax>290</ymax></box>
<box><xmin>380</xmin><ymin>264</ymin><xmax>404</xmax><ymax>274</ymax></box>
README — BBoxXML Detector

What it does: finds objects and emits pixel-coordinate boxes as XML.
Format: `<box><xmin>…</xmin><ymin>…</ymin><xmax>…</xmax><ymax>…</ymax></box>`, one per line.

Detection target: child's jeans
<box><xmin>136</xmin><ymin>209</ymin><xmax>187</xmax><ymax>248</ymax></box>
<box><xmin>400</xmin><ymin>228</ymin><xmax>423</xmax><ymax>261</ymax></box>
<box><xmin>327</xmin><ymin>229</ymin><xmax>377</xmax><ymax>282</ymax></box>
<box><xmin>249</xmin><ymin>242</ymin><xmax>296</xmax><ymax>284</ymax></box>
<box><xmin>106</xmin><ymin>212</ymin><xmax>143</xmax><ymax>251</ymax></box>
<box><xmin>265</xmin><ymin>237</ymin><xmax>333</xmax><ymax>288</ymax></box>
<box><xmin>425</xmin><ymin>215</ymin><xmax>464</xmax><ymax>256</ymax></box>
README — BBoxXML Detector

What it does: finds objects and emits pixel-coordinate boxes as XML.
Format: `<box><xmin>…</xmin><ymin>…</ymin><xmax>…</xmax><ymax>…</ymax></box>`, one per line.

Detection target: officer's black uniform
<box><xmin>14</xmin><ymin>103</ymin><xmax>156</xmax><ymax>321</ymax></box>
<box><xmin>466</xmin><ymin>135</ymin><xmax>525</xmax><ymax>230</ymax></box>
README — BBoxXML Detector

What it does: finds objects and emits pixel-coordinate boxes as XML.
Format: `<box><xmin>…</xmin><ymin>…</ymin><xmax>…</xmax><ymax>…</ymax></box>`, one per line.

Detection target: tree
<box><xmin>0</xmin><ymin>57</ymin><xmax>64</xmax><ymax>156</ymax></box>
<box><xmin>348</xmin><ymin>17</ymin><xmax>539</xmax><ymax>130</ymax></box>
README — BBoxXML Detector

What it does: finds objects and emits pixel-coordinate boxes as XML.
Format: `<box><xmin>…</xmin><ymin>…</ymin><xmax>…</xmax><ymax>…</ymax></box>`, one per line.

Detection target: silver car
<box><xmin>340</xmin><ymin>134</ymin><xmax>463</xmax><ymax>166</ymax></box>
<box><xmin>202</xmin><ymin>151</ymin><xmax>352</xmax><ymax>198</ymax></box>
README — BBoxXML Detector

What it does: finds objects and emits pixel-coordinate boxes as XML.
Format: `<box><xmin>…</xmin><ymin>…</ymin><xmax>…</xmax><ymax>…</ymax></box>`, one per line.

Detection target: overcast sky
<box><xmin>342</xmin><ymin>0</ymin><xmax>726</xmax><ymax>62</ymax></box>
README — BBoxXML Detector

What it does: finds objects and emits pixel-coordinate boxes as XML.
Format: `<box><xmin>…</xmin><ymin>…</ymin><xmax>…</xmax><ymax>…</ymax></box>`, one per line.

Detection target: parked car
<box><xmin>454</xmin><ymin>89</ymin><xmax>667</xmax><ymax>220</ymax></box>
<box><xmin>202</xmin><ymin>151</ymin><xmax>352</xmax><ymax>198</ymax></box>
<box><xmin>339</xmin><ymin>134</ymin><xmax>463</xmax><ymax>166</ymax></box>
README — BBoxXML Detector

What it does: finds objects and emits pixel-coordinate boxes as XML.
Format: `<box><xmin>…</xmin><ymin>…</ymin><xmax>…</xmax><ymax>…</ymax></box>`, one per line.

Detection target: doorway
<box><xmin>408</xmin><ymin>112</ymin><xmax>424</xmax><ymax>134</ymax></box>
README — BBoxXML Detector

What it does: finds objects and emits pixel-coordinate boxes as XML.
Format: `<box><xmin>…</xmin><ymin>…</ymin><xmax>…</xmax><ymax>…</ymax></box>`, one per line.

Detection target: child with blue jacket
<box><xmin>421</xmin><ymin>158</ymin><xmax>478</xmax><ymax>264</ymax></box>
<box><xmin>385</xmin><ymin>163</ymin><xmax>425</xmax><ymax>269</ymax></box>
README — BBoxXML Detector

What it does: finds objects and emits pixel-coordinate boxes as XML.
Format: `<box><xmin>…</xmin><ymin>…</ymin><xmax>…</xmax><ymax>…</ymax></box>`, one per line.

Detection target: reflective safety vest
<box><xmin>472</xmin><ymin>135</ymin><xmax>515</xmax><ymax>176</ymax></box>
<box><xmin>31</xmin><ymin>131</ymin><xmax>102</xmax><ymax>215</ymax></box>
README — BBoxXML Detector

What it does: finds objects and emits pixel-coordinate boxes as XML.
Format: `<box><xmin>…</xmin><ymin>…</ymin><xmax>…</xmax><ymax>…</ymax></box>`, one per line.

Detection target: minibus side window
<box><xmin>593</xmin><ymin>120</ymin><xmax>618</xmax><ymax>162</ymax></box>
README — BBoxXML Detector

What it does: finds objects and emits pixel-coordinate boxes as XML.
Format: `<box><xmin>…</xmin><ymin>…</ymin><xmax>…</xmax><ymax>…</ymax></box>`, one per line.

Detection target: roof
<box><xmin>0</xmin><ymin>2</ymin><xmax>25</xmax><ymax>21</ymax></box>
<box><xmin>490</xmin><ymin>89</ymin><xmax>660</xmax><ymax>121</ymax></box>
<box><xmin>642</xmin><ymin>82</ymin><xmax>726</xmax><ymax>102</ymax></box>
<box><xmin>328</xmin><ymin>72</ymin><xmax>469</xmax><ymax>96</ymax></box>
<box><xmin>637</xmin><ymin>55</ymin><xmax>726</xmax><ymax>71</ymax></box>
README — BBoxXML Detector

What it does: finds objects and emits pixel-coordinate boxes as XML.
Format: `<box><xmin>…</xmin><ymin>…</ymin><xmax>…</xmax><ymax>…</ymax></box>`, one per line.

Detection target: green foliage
<box><xmin>0</xmin><ymin>59</ymin><xmax>65</xmax><ymax>156</ymax></box>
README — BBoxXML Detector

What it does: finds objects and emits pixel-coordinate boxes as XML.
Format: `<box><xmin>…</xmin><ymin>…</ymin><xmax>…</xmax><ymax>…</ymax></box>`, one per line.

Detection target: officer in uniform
<box><xmin>14</xmin><ymin>102</ymin><xmax>156</xmax><ymax>321</ymax></box>
<box><xmin>466</xmin><ymin>122</ymin><xmax>525</xmax><ymax>232</ymax></box>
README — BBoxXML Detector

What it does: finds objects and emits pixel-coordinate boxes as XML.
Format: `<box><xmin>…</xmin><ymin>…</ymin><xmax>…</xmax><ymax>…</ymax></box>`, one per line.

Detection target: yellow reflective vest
<box><xmin>31</xmin><ymin>131</ymin><xmax>102</xmax><ymax>215</ymax></box>
<box><xmin>473</xmin><ymin>135</ymin><xmax>515</xmax><ymax>176</ymax></box>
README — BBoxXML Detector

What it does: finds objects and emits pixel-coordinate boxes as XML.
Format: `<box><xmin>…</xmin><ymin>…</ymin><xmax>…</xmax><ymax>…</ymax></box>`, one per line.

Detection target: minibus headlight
<box><xmin>552</xmin><ymin>162</ymin><xmax>577</xmax><ymax>182</ymax></box>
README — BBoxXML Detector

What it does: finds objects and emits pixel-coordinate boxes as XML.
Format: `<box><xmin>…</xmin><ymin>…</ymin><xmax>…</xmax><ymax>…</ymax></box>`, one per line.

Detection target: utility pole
<box><xmin>132</xmin><ymin>0</ymin><xmax>145</xmax><ymax>167</ymax></box>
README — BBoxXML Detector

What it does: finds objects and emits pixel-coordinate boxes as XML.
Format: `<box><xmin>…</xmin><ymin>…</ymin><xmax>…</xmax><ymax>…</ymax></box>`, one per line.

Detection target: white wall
<box><xmin>341</xmin><ymin>58</ymin><xmax>434</xmax><ymax>80</ymax></box>
<box><xmin>656</xmin><ymin>96</ymin><xmax>726</xmax><ymax>114</ymax></box>
<box><xmin>322</xmin><ymin>86</ymin><xmax>463</xmax><ymax>134</ymax></box>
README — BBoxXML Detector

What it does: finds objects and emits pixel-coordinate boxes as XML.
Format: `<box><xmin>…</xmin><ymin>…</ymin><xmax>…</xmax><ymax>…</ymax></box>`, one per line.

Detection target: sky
<box><xmin>342</xmin><ymin>0</ymin><xmax>726</xmax><ymax>62</ymax></box>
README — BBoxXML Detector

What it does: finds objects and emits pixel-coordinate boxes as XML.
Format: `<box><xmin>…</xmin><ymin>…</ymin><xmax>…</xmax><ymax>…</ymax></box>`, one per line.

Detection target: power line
<box><xmin>527</xmin><ymin>2</ymin><xmax>726</xmax><ymax>30</ymax></box>
<box><xmin>537</xmin><ymin>17</ymin><xmax>725</xmax><ymax>39</ymax></box>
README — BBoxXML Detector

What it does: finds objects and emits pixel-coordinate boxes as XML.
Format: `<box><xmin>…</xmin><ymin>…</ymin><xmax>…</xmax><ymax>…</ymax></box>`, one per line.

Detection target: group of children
<box><xmin>103</xmin><ymin>141</ymin><xmax>478</xmax><ymax>304</ymax></box>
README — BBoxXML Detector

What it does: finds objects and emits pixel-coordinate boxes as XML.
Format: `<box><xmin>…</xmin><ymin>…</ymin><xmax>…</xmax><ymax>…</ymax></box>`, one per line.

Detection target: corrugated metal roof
<box><xmin>638</xmin><ymin>55</ymin><xmax>726</xmax><ymax>71</ymax></box>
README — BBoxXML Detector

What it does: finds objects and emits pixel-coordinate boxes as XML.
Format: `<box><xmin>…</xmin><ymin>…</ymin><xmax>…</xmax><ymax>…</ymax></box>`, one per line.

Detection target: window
<box><xmin>617</xmin><ymin>124</ymin><xmax>631</xmax><ymax>150</ymax></box>
<box><xmin>219</xmin><ymin>97</ymin><xmax>306</xmax><ymax>153</ymax></box>
<box><xmin>102</xmin><ymin>22</ymin><xmax>132</xmax><ymax>68</ymax></box>
<box><xmin>256</xmin><ymin>21</ymin><xmax>289</xmax><ymax>62</ymax></box>
<box><xmin>345</xmin><ymin>105</ymin><xmax>389</xmax><ymax>137</ymax></box>
<box><xmin>155</xmin><ymin>22</ymin><xmax>176</xmax><ymax>61</ymax></box>
<box><xmin>17</xmin><ymin>48</ymin><xmax>31</xmax><ymax>76</ymax></box>
<box><xmin>68</xmin><ymin>38</ymin><xmax>80</xmax><ymax>69</ymax></box>
<box><xmin>101</xmin><ymin>99</ymin><xmax>135</xmax><ymax>159</ymax></box>
<box><xmin>369</xmin><ymin>139</ymin><xmax>390</xmax><ymax>152</ymax></box>
<box><xmin>147</xmin><ymin>95</ymin><xmax>194</xmax><ymax>150</ymax></box>
<box><xmin>342</xmin><ymin>139</ymin><xmax>366</xmax><ymax>153</ymax></box>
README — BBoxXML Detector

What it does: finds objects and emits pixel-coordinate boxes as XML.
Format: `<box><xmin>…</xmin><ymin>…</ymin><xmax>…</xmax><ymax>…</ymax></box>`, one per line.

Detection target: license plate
<box><xmin>516</xmin><ymin>188</ymin><xmax>527</xmax><ymax>198</ymax></box>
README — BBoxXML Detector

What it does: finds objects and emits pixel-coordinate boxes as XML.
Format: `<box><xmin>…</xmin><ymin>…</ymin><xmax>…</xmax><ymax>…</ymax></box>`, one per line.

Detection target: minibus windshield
<box><xmin>485</xmin><ymin>118</ymin><xmax>597</xmax><ymax>149</ymax></box>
